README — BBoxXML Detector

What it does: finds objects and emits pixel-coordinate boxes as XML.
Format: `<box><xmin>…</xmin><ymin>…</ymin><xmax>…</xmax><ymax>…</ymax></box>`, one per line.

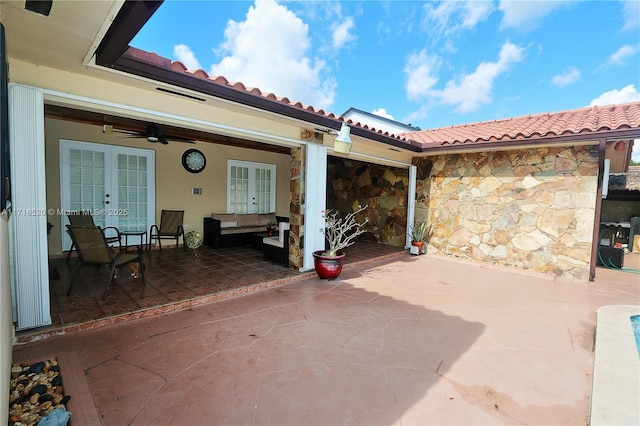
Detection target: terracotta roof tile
<box><xmin>406</xmin><ymin>102</ymin><xmax>640</xmax><ymax>148</ymax></box>
<box><xmin>124</xmin><ymin>47</ymin><xmax>412</xmax><ymax>142</ymax></box>
<box><xmin>124</xmin><ymin>48</ymin><xmax>640</xmax><ymax>151</ymax></box>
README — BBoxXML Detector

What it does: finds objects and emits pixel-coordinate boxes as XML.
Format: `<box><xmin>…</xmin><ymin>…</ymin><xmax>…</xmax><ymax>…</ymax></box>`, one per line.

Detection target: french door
<box><xmin>60</xmin><ymin>140</ymin><xmax>155</xmax><ymax>250</ymax></box>
<box><xmin>227</xmin><ymin>160</ymin><xmax>276</xmax><ymax>213</ymax></box>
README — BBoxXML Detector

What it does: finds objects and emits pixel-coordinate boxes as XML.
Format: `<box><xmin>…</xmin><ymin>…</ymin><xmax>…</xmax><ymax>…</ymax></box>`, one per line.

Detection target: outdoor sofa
<box><xmin>203</xmin><ymin>212</ymin><xmax>288</xmax><ymax>248</ymax></box>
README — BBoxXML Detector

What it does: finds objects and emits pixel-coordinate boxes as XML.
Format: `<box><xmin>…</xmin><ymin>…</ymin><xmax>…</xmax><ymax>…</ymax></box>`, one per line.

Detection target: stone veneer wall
<box><xmin>327</xmin><ymin>157</ymin><xmax>409</xmax><ymax>247</ymax></box>
<box><xmin>422</xmin><ymin>146</ymin><xmax>599</xmax><ymax>280</ymax></box>
<box><xmin>289</xmin><ymin>147</ymin><xmax>305</xmax><ymax>269</ymax></box>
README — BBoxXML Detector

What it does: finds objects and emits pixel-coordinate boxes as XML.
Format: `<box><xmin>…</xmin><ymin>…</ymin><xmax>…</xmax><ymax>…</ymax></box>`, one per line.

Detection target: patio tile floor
<box><xmin>12</xmin><ymin>248</ymin><xmax>640</xmax><ymax>425</ymax></box>
<box><xmin>28</xmin><ymin>241</ymin><xmax>405</xmax><ymax>340</ymax></box>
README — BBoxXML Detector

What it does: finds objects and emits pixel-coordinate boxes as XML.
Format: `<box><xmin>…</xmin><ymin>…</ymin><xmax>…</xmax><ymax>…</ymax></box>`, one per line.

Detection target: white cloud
<box><xmin>372</xmin><ymin>108</ymin><xmax>394</xmax><ymax>120</ymax></box>
<box><xmin>606</xmin><ymin>44</ymin><xmax>638</xmax><ymax>67</ymax></box>
<box><xmin>498</xmin><ymin>0</ymin><xmax>567</xmax><ymax>31</ymax></box>
<box><xmin>332</xmin><ymin>17</ymin><xmax>355</xmax><ymax>50</ymax></box>
<box><xmin>423</xmin><ymin>1</ymin><xmax>493</xmax><ymax>36</ymax></box>
<box><xmin>211</xmin><ymin>0</ymin><xmax>336</xmax><ymax>109</ymax></box>
<box><xmin>459</xmin><ymin>1</ymin><xmax>495</xmax><ymax>29</ymax></box>
<box><xmin>408</xmin><ymin>42</ymin><xmax>525</xmax><ymax>113</ymax></box>
<box><xmin>622</xmin><ymin>0</ymin><xmax>640</xmax><ymax>31</ymax></box>
<box><xmin>173</xmin><ymin>44</ymin><xmax>202</xmax><ymax>70</ymax></box>
<box><xmin>404</xmin><ymin>49</ymin><xmax>441</xmax><ymax>101</ymax></box>
<box><xmin>589</xmin><ymin>84</ymin><xmax>640</xmax><ymax>105</ymax></box>
<box><xmin>632</xmin><ymin>140</ymin><xmax>640</xmax><ymax>163</ymax></box>
<box><xmin>551</xmin><ymin>66</ymin><xmax>580</xmax><ymax>87</ymax></box>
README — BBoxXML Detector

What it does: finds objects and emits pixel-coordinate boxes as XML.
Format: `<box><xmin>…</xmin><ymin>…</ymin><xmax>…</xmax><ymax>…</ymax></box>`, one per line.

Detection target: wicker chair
<box><xmin>262</xmin><ymin>222</ymin><xmax>290</xmax><ymax>266</ymax></box>
<box><xmin>66</xmin><ymin>225</ymin><xmax>145</xmax><ymax>299</ymax></box>
<box><xmin>148</xmin><ymin>210</ymin><xmax>185</xmax><ymax>253</ymax></box>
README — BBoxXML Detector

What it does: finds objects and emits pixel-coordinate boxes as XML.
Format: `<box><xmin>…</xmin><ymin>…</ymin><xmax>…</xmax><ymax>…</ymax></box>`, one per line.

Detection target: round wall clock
<box><xmin>182</xmin><ymin>148</ymin><xmax>206</xmax><ymax>173</ymax></box>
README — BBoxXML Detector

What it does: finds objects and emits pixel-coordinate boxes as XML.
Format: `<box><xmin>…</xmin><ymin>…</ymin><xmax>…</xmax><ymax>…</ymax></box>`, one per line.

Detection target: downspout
<box><xmin>589</xmin><ymin>138</ymin><xmax>607</xmax><ymax>281</ymax></box>
<box><xmin>406</xmin><ymin>165</ymin><xmax>417</xmax><ymax>249</ymax></box>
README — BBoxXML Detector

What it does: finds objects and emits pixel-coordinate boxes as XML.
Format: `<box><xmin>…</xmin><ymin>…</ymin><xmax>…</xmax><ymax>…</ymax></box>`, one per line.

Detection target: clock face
<box><xmin>182</xmin><ymin>149</ymin><xmax>206</xmax><ymax>173</ymax></box>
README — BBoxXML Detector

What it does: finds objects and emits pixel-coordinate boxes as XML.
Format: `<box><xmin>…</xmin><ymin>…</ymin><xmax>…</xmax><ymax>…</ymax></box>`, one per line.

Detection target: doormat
<box><xmin>9</xmin><ymin>357</ymin><xmax>71</xmax><ymax>425</ymax></box>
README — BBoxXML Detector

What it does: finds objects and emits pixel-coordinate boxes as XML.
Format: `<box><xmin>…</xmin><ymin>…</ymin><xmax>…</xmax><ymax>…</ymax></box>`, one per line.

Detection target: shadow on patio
<box><xmin>13</xmin><ymin>256</ymin><xmax>486</xmax><ymax>425</ymax></box>
<box><xmin>14</xmin><ymin>251</ymin><xmax>640</xmax><ymax>424</ymax></box>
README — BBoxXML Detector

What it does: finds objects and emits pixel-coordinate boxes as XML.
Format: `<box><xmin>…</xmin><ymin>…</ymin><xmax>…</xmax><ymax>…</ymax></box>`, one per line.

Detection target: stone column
<box><xmin>289</xmin><ymin>146</ymin><xmax>305</xmax><ymax>269</ymax></box>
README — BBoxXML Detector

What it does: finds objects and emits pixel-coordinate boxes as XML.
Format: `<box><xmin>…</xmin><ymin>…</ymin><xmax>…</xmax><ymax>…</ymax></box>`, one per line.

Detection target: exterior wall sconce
<box><xmin>614</xmin><ymin>141</ymin><xmax>626</xmax><ymax>151</ymax></box>
<box><xmin>333</xmin><ymin>123</ymin><xmax>352</xmax><ymax>154</ymax></box>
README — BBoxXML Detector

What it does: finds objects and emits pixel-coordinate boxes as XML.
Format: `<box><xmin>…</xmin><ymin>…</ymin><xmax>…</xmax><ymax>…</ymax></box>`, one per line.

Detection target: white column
<box><xmin>406</xmin><ymin>164</ymin><xmax>417</xmax><ymax>249</ymax></box>
<box><xmin>303</xmin><ymin>144</ymin><xmax>327</xmax><ymax>271</ymax></box>
<box><xmin>9</xmin><ymin>84</ymin><xmax>51</xmax><ymax>330</ymax></box>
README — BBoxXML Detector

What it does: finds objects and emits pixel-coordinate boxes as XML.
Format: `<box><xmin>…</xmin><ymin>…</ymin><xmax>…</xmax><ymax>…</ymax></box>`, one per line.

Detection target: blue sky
<box><xmin>132</xmin><ymin>0</ymin><xmax>640</xmax><ymax>158</ymax></box>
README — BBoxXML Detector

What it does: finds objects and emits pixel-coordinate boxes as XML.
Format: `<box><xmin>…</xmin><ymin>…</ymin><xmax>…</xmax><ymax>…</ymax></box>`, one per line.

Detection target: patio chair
<box><xmin>262</xmin><ymin>222</ymin><xmax>290</xmax><ymax>266</ymax></box>
<box><xmin>65</xmin><ymin>210</ymin><xmax>121</xmax><ymax>263</ymax></box>
<box><xmin>148</xmin><ymin>209</ymin><xmax>185</xmax><ymax>253</ymax></box>
<box><xmin>66</xmin><ymin>225</ymin><xmax>145</xmax><ymax>300</ymax></box>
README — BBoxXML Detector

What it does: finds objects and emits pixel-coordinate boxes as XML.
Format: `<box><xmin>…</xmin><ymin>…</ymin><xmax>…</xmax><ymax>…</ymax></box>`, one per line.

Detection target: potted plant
<box><xmin>266</xmin><ymin>221</ymin><xmax>277</xmax><ymax>237</ymax></box>
<box><xmin>409</xmin><ymin>221</ymin><xmax>432</xmax><ymax>255</ymax></box>
<box><xmin>313</xmin><ymin>205</ymin><xmax>368</xmax><ymax>279</ymax></box>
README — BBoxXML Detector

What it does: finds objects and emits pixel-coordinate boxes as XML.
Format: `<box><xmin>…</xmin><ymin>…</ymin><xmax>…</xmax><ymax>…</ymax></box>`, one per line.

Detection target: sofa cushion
<box><xmin>237</xmin><ymin>213</ymin><xmax>259</xmax><ymax>227</ymax></box>
<box><xmin>212</xmin><ymin>213</ymin><xmax>237</xmax><ymax>228</ymax></box>
<box><xmin>263</xmin><ymin>235</ymin><xmax>284</xmax><ymax>248</ymax></box>
<box><xmin>220</xmin><ymin>225</ymin><xmax>265</xmax><ymax>235</ymax></box>
<box><xmin>258</xmin><ymin>213</ymin><xmax>277</xmax><ymax>226</ymax></box>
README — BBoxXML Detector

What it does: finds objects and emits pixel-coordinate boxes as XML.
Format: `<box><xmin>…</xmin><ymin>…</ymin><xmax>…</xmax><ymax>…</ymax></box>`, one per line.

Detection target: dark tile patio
<box><xmin>21</xmin><ymin>241</ymin><xmax>405</xmax><ymax>342</ymax></box>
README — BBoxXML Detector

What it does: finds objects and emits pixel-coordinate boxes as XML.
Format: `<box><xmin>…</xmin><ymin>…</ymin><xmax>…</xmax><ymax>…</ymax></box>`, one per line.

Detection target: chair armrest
<box><xmin>102</xmin><ymin>226</ymin><xmax>121</xmax><ymax>238</ymax></box>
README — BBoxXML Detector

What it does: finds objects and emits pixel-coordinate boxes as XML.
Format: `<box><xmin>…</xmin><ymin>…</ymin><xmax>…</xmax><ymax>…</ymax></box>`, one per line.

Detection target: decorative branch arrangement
<box><xmin>321</xmin><ymin>205</ymin><xmax>369</xmax><ymax>257</ymax></box>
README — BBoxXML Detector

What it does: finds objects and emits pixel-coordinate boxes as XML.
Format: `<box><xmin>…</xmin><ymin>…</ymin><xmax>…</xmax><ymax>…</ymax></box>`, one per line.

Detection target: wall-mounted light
<box><xmin>333</xmin><ymin>123</ymin><xmax>352</xmax><ymax>154</ymax></box>
<box><xmin>614</xmin><ymin>141</ymin><xmax>626</xmax><ymax>152</ymax></box>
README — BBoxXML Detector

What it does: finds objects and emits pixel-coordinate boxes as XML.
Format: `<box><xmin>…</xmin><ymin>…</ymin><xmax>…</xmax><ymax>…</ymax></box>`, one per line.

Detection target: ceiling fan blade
<box><xmin>167</xmin><ymin>136</ymin><xmax>196</xmax><ymax>144</ymax></box>
<box><xmin>117</xmin><ymin>134</ymin><xmax>147</xmax><ymax>139</ymax></box>
<box><xmin>106</xmin><ymin>123</ymin><xmax>196</xmax><ymax>144</ymax></box>
<box><xmin>104</xmin><ymin>125</ymin><xmax>146</xmax><ymax>138</ymax></box>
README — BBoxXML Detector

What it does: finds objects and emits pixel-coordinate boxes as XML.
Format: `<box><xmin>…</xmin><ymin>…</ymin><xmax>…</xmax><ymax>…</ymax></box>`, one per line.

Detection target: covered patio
<box><xmin>12</xmin><ymin>252</ymin><xmax>640</xmax><ymax>425</ymax></box>
<box><xmin>19</xmin><ymin>241</ymin><xmax>406</xmax><ymax>341</ymax></box>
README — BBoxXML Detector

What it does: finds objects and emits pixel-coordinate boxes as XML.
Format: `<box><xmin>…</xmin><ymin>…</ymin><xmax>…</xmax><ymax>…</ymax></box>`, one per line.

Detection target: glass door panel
<box><xmin>60</xmin><ymin>140</ymin><xmax>155</xmax><ymax>250</ymax></box>
<box><xmin>227</xmin><ymin>160</ymin><xmax>276</xmax><ymax>214</ymax></box>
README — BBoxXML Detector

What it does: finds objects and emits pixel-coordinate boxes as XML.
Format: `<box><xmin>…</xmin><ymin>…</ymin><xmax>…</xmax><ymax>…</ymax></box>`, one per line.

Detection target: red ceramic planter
<box><xmin>313</xmin><ymin>250</ymin><xmax>346</xmax><ymax>280</ymax></box>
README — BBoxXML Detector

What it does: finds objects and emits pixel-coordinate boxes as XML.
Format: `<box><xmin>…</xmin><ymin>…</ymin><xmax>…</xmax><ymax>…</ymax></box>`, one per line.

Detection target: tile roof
<box><xmin>124</xmin><ymin>48</ymin><xmax>640</xmax><ymax>152</ymax></box>
<box><xmin>125</xmin><ymin>48</ymin><xmax>338</xmax><ymax>121</ymax></box>
<box><xmin>404</xmin><ymin>102</ymin><xmax>640</xmax><ymax>148</ymax></box>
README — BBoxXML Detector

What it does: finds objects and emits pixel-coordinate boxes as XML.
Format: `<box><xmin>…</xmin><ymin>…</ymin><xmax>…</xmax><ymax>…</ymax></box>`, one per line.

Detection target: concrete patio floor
<box><xmin>12</xmin><ymin>252</ymin><xmax>640</xmax><ymax>425</ymax></box>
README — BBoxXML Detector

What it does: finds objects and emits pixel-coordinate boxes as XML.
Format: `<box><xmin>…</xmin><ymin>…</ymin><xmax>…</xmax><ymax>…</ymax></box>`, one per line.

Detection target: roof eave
<box><xmin>95</xmin><ymin>0</ymin><xmax>163</xmax><ymax>66</ymax></box>
<box><xmin>414</xmin><ymin>128</ymin><xmax>640</xmax><ymax>155</ymax></box>
<box><xmin>106</xmin><ymin>50</ymin><xmax>423</xmax><ymax>152</ymax></box>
